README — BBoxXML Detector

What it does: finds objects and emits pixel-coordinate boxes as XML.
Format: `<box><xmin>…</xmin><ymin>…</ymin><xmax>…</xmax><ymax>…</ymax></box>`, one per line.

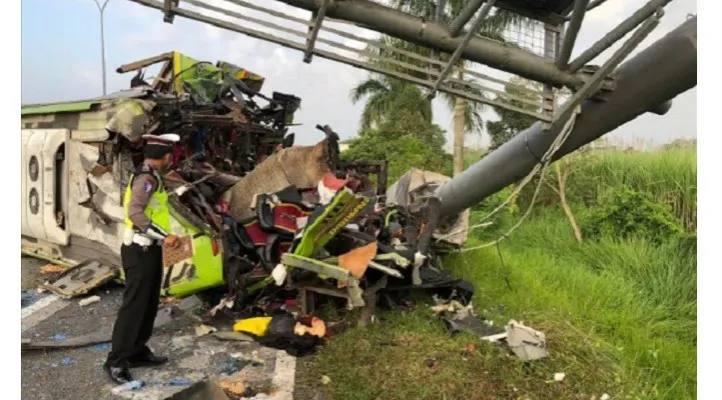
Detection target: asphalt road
<box><xmin>20</xmin><ymin>257</ymin><xmax>297</xmax><ymax>400</ymax></box>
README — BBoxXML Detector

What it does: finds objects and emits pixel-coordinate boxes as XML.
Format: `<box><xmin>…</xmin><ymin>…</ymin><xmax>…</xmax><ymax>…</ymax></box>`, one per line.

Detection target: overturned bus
<box><xmin>20</xmin><ymin>52</ymin><xmax>305</xmax><ymax>298</ymax></box>
<box><xmin>21</xmin><ymin>52</ymin><xmax>470</xmax><ymax>314</ymax></box>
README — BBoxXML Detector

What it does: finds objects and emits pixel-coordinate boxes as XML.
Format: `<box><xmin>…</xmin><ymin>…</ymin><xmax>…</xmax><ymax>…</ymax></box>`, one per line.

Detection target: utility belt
<box><xmin>123</xmin><ymin>229</ymin><xmax>162</xmax><ymax>248</ymax></box>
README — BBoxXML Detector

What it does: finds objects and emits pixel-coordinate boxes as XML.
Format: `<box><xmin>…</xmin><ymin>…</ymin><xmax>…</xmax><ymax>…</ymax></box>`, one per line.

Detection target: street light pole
<box><xmin>93</xmin><ymin>0</ymin><xmax>110</xmax><ymax>96</ymax></box>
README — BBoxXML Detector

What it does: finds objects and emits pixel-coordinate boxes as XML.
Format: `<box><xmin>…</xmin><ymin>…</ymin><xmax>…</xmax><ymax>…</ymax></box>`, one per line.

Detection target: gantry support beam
<box><xmin>585</xmin><ymin>0</ymin><xmax>609</xmax><ymax>13</ymax></box>
<box><xmin>274</xmin><ymin>0</ymin><xmax>586</xmax><ymax>89</ymax></box>
<box><xmin>448</xmin><ymin>0</ymin><xmax>485</xmax><ymax>37</ymax></box>
<box><xmin>304</xmin><ymin>0</ymin><xmax>329</xmax><ymax>63</ymax></box>
<box><xmin>428</xmin><ymin>0</ymin><xmax>446</xmax><ymax>75</ymax></box>
<box><xmin>567</xmin><ymin>0</ymin><xmax>673</xmax><ymax>72</ymax></box>
<box><xmin>429</xmin><ymin>0</ymin><xmax>496</xmax><ymax>97</ymax></box>
<box><xmin>135</xmin><ymin>0</ymin><xmax>677</xmax><ymax>92</ymax></box>
<box><xmin>556</xmin><ymin>0</ymin><xmax>589</xmax><ymax>69</ymax></box>
<box><xmin>551</xmin><ymin>9</ymin><xmax>663</xmax><ymax>128</ymax></box>
<box><xmin>437</xmin><ymin>15</ymin><xmax>696</xmax><ymax>217</ymax></box>
<box><xmin>163</xmin><ymin>0</ymin><xmax>178</xmax><ymax>23</ymax></box>
<box><xmin>128</xmin><ymin>0</ymin><xmax>552</xmax><ymax>120</ymax></box>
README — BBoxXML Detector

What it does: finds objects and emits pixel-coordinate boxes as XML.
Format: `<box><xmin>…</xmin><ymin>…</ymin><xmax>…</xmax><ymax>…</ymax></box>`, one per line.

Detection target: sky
<box><xmin>21</xmin><ymin>0</ymin><xmax>697</xmax><ymax>148</ymax></box>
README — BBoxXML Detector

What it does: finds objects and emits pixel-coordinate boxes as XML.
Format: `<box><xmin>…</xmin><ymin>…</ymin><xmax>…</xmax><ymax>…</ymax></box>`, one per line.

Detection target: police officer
<box><xmin>104</xmin><ymin>133</ymin><xmax>181</xmax><ymax>384</ymax></box>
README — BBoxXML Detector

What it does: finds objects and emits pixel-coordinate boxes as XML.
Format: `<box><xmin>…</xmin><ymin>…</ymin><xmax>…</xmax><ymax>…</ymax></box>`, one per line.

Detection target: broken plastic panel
<box><xmin>42</xmin><ymin>259</ymin><xmax>119</xmax><ymax>298</ymax></box>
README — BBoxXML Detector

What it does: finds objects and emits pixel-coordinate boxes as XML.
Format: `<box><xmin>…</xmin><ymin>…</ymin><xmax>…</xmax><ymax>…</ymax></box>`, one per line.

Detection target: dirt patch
<box><xmin>22</xmin><ymin>256</ymin><xmax>47</xmax><ymax>290</ymax></box>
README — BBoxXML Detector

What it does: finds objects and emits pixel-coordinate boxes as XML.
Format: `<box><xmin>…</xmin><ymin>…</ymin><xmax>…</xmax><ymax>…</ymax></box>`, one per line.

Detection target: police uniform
<box><xmin>104</xmin><ymin>134</ymin><xmax>179</xmax><ymax>384</ymax></box>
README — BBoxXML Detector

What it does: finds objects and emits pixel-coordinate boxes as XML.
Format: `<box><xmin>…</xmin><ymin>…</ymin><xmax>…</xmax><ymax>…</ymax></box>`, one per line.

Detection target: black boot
<box><xmin>127</xmin><ymin>352</ymin><xmax>168</xmax><ymax>368</ymax></box>
<box><xmin>103</xmin><ymin>361</ymin><xmax>133</xmax><ymax>384</ymax></box>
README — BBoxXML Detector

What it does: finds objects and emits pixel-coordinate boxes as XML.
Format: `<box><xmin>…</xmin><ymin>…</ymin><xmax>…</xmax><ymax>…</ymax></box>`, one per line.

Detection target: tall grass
<box><xmin>450</xmin><ymin>210</ymin><xmax>697</xmax><ymax>399</ymax></box>
<box><xmin>302</xmin><ymin>146</ymin><xmax>697</xmax><ymax>400</ymax></box>
<box><xmin>518</xmin><ymin>147</ymin><xmax>697</xmax><ymax>231</ymax></box>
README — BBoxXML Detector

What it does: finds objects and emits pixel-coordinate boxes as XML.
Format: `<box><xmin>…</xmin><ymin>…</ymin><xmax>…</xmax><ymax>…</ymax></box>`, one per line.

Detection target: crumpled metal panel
<box><xmin>386</xmin><ymin>168</ymin><xmax>470</xmax><ymax>246</ymax></box>
<box><xmin>42</xmin><ymin>259</ymin><xmax>119</xmax><ymax>298</ymax></box>
<box><xmin>66</xmin><ymin>140</ymin><xmax>125</xmax><ymax>255</ymax></box>
<box><xmin>104</xmin><ymin>98</ymin><xmax>157</xmax><ymax>143</ymax></box>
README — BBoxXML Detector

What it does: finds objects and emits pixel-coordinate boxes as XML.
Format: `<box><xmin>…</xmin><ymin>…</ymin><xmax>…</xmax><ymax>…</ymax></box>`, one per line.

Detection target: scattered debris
<box><xmin>78</xmin><ymin>295</ymin><xmax>101</xmax><ymax>306</ymax></box>
<box><xmin>92</xmin><ymin>342</ymin><xmax>111</xmax><ymax>351</ymax></box>
<box><xmin>206</xmin><ymin>297</ymin><xmax>231</xmax><ymax>317</ymax></box>
<box><xmin>23</xmin><ymin>330</ymin><xmax>112</xmax><ymax>351</ymax></box>
<box><xmin>111</xmin><ymin>380</ymin><xmax>146</xmax><ymax>394</ymax></box>
<box><xmin>163</xmin><ymin>378</ymin><xmax>231</xmax><ymax>400</ymax></box>
<box><xmin>212</xmin><ymin>331</ymin><xmax>255</xmax><ymax>342</ymax></box>
<box><xmin>482</xmin><ymin>332</ymin><xmax>509</xmax><ymax>343</ymax></box>
<box><xmin>432</xmin><ymin>298</ymin><xmax>505</xmax><ymax>339</ymax></box>
<box><xmin>227</xmin><ymin>352</ymin><xmax>264</xmax><ymax>367</ymax></box>
<box><xmin>41</xmin><ymin>260</ymin><xmax>117</xmax><ymax>298</ymax></box>
<box><xmin>233</xmin><ymin>317</ymin><xmax>272</xmax><ymax>337</ymax></box>
<box><xmin>196</xmin><ymin>324</ymin><xmax>218</xmax><ymax>337</ymax></box>
<box><xmin>425</xmin><ymin>357</ymin><xmax>438</xmax><ymax>368</ymax></box>
<box><xmin>554</xmin><ymin>372</ymin><xmax>566</xmax><ymax>382</ymax></box>
<box><xmin>39</xmin><ymin>264</ymin><xmax>66</xmax><ymax>275</ymax></box>
<box><xmin>169</xmin><ymin>378</ymin><xmax>194</xmax><ymax>386</ymax></box>
<box><xmin>506</xmin><ymin>320</ymin><xmax>548</xmax><ymax>361</ymax></box>
<box><xmin>214</xmin><ymin>357</ymin><xmax>247</xmax><ymax>376</ymax></box>
<box><xmin>321</xmin><ymin>375</ymin><xmax>331</xmax><ymax>385</ymax></box>
<box><xmin>21</xmin><ymin>291</ymin><xmax>39</xmax><ymax>308</ymax></box>
<box><xmin>243</xmin><ymin>394</ymin><xmax>270</xmax><ymax>400</ymax></box>
<box><xmin>430</xmin><ymin>298</ymin><xmax>468</xmax><ymax>315</ymax></box>
<box><xmin>461</xmin><ymin>343</ymin><xmax>476</xmax><ymax>360</ymax></box>
<box><xmin>219</xmin><ymin>379</ymin><xmax>247</xmax><ymax>395</ymax></box>
<box><xmin>600</xmin><ymin>394</ymin><xmax>611</xmax><ymax>400</ymax></box>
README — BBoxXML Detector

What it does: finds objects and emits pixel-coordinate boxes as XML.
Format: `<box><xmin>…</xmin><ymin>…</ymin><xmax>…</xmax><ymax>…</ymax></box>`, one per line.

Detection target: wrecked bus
<box><xmin>20</xmin><ymin>52</ymin><xmax>303</xmax><ymax>298</ymax></box>
<box><xmin>21</xmin><ymin>52</ymin><xmax>469</xmax><ymax>316</ymax></box>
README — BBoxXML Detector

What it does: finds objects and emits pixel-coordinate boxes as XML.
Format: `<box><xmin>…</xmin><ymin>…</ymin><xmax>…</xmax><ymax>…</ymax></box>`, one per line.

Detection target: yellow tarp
<box><xmin>232</xmin><ymin>317</ymin><xmax>272</xmax><ymax>337</ymax></box>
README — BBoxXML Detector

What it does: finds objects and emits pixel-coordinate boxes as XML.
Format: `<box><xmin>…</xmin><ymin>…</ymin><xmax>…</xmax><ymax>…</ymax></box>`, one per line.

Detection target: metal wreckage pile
<box><xmin>53</xmin><ymin>52</ymin><xmax>546</xmax><ymax>363</ymax></box>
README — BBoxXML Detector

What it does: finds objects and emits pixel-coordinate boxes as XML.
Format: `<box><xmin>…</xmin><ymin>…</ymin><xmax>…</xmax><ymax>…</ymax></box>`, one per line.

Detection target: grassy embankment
<box><xmin>299</xmin><ymin>146</ymin><xmax>697</xmax><ymax>400</ymax></box>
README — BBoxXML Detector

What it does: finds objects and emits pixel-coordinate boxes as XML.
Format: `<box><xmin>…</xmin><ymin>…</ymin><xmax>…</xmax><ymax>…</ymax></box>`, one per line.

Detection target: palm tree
<box><xmin>355</xmin><ymin>0</ymin><xmax>526</xmax><ymax>175</ymax></box>
<box><xmin>349</xmin><ymin>74</ymin><xmax>433</xmax><ymax>130</ymax></box>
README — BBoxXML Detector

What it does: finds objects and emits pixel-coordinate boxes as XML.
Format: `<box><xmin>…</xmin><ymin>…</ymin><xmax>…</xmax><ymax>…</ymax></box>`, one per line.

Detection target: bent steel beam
<box><xmin>304</xmin><ymin>0</ymin><xmax>329</xmax><ymax>63</ymax></box>
<box><xmin>437</xmin><ymin>16</ymin><xmax>696</xmax><ymax>217</ymax></box>
<box><xmin>277</xmin><ymin>0</ymin><xmax>585</xmax><ymax>88</ymax></box>
<box><xmin>448</xmin><ymin>0</ymin><xmax>485</xmax><ymax>36</ymax></box>
<box><xmin>551</xmin><ymin>9</ymin><xmax>663</xmax><ymax>128</ymax></box>
<box><xmin>129</xmin><ymin>0</ymin><xmax>551</xmax><ymax>120</ymax></box>
<box><xmin>567</xmin><ymin>0</ymin><xmax>673</xmax><ymax>72</ymax></box>
<box><xmin>557</xmin><ymin>0</ymin><xmax>590</xmax><ymax>69</ymax></box>
<box><xmin>430</xmin><ymin>0</ymin><xmax>497</xmax><ymax>96</ymax></box>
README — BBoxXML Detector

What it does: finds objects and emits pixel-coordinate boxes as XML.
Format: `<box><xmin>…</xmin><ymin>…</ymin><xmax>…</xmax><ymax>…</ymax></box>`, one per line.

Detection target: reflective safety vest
<box><xmin>123</xmin><ymin>168</ymin><xmax>171</xmax><ymax>234</ymax></box>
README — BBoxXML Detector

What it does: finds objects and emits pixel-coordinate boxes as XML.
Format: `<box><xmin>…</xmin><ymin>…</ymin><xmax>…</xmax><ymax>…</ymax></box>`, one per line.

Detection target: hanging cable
<box><xmin>457</xmin><ymin>106</ymin><xmax>581</xmax><ymax>253</ymax></box>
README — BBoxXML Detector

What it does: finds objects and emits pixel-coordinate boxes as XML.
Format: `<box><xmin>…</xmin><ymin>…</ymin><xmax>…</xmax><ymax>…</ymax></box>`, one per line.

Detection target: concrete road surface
<box><xmin>20</xmin><ymin>257</ymin><xmax>298</xmax><ymax>400</ymax></box>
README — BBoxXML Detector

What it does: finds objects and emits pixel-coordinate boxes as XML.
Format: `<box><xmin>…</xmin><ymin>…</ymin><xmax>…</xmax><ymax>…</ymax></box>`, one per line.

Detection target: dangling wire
<box><xmin>457</xmin><ymin>105</ymin><xmax>582</xmax><ymax>253</ymax></box>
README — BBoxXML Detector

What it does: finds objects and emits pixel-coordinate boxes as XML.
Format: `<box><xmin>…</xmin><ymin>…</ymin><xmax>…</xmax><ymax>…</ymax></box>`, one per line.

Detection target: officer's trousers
<box><xmin>107</xmin><ymin>243</ymin><xmax>163</xmax><ymax>367</ymax></box>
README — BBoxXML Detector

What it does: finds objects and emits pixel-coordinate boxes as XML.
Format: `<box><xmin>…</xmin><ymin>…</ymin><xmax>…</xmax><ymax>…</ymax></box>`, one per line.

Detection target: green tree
<box><xmin>350</xmin><ymin>74</ymin><xmax>433</xmax><ymax>131</ymax></box>
<box><xmin>343</xmin><ymin>108</ymin><xmax>448</xmax><ymax>183</ymax></box>
<box><xmin>486</xmin><ymin>76</ymin><xmax>542</xmax><ymax>149</ymax></box>
<box><xmin>353</xmin><ymin>0</ymin><xmax>525</xmax><ymax>175</ymax></box>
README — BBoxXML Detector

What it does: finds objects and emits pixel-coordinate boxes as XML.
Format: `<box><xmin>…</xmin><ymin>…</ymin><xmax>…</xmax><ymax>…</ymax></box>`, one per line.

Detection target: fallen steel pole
<box><xmin>437</xmin><ymin>16</ymin><xmax>696</xmax><ymax>217</ymax></box>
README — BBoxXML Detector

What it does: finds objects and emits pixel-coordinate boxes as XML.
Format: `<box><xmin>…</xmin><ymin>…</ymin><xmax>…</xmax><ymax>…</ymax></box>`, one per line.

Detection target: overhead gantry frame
<box><xmin>128</xmin><ymin>0</ymin><xmax>676</xmax><ymax>128</ymax></box>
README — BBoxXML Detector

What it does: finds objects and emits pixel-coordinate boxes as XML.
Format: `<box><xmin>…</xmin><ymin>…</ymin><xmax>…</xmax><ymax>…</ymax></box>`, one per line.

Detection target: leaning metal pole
<box><xmin>436</xmin><ymin>16</ymin><xmax>697</xmax><ymax>218</ymax></box>
<box><xmin>93</xmin><ymin>0</ymin><xmax>111</xmax><ymax>96</ymax></box>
